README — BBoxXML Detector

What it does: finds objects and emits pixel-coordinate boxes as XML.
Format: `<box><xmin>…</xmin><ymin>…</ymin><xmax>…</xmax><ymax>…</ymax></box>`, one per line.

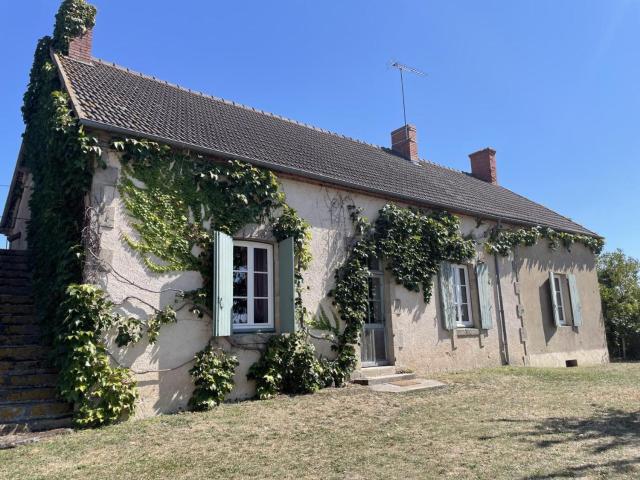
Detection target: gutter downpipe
<box><xmin>493</xmin><ymin>219</ymin><xmax>510</xmax><ymax>365</ymax></box>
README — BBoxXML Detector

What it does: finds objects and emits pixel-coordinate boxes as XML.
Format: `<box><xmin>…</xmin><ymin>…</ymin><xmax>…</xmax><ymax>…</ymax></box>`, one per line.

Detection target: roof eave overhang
<box><xmin>78</xmin><ymin>117</ymin><xmax>598</xmax><ymax>237</ymax></box>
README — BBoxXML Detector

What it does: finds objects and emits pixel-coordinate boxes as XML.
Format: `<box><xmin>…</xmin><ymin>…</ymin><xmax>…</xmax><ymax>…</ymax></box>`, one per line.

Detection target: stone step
<box><xmin>0</xmin><ymin>386</ymin><xmax>59</xmax><ymax>403</ymax></box>
<box><xmin>0</xmin><ymin>262</ymin><xmax>30</xmax><ymax>272</ymax></box>
<box><xmin>352</xmin><ymin>372</ymin><xmax>417</xmax><ymax>386</ymax></box>
<box><xmin>0</xmin><ymin>414</ymin><xmax>73</xmax><ymax>436</ymax></box>
<box><xmin>0</xmin><ymin>255</ymin><xmax>30</xmax><ymax>265</ymax></box>
<box><xmin>0</xmin><ymin>359</ymin><xmax>52</xmax><ymax>373</ymax></box>
<box><xmin>351</xmin><ymin>366</ymin><xmax>396</xmax><ymax>380</ymax></box>
<box><xmin>0</xmin><ymin>370</ymin><xmax>58</xmax><ymax>387</ymax></box>
<box><xmin>0</xmin><ymin>287</ymin><xmax>32</xmax><ymax>297</ymax></box>
<box><xmin>0</xmin><ymin>346</ymin><xmax>48</xmax><ymax>362</ymax></box>
<box><xmin>0</xmin><ymin>304</ymin><xmax>35</xmax><ymax>315</ymax></box>
<box><xmin>0</xmin><ymin>314</ymin><xmax>39</xmax><ymax>325</ymax></box>
<box><xmin>0</xmin><ymin>400</ymin><xmax>72</xmax><ymax>425</ymax></box>
<box><xmin>0</xmin><ymin>334</ymin><xmax>41</xmax><ymax>346</ymax></box>
<box><xmin>0</xmin><ymin>277</ymin><xmax>32</xmax><ymax>288</ymax></box>
<box><xmin>0</xmin><ymin>250</ymin><xmax>30</xmax><ymax>257</ymax></box>
<box><xmin>0</xmin><ymin>295</ymin><xmax>33</xmax><ymax>305</ymax></box>
<box><xmin>0</xmin><ymin>323</ymin><xmax>40</xmax><ymax>336</ymax></box>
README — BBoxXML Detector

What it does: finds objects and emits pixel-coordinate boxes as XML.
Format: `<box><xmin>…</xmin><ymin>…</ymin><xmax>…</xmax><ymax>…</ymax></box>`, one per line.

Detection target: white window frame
<box><xmin>232</xmin><ymin>241</ymin><xmax>274</xmax><ymax>331</ymax></box>
<box><xmin>552</xmin><ymin>274</ymin><xmax>567</xmax><ymax>326</ymax></box>
<box><xmin>452</xmin><ymin>264</ymin><xmax>474</xmax><ymax>328</ymax></box>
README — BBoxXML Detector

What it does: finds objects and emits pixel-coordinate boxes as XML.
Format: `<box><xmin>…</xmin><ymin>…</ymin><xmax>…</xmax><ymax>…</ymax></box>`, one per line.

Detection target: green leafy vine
<box><xmin>328</xmin><ymin>204</ymin><xmax>476</xmax><ymax>385</ymax></box>
<box><xmin>485</xmin><ymin>226</ymin><xmax>604</xmax><ymax>256</ymax></box>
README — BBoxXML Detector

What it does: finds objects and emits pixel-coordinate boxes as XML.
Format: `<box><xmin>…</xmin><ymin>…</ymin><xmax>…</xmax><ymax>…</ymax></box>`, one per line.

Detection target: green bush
<box><xmin>189</xmin><ymin>345</ymin><xmax>239</xmax><ymax>411</ymax></box>
<box><xmin>248</xmin><ymin>332</ymin><xmax>330</xmax><ymax>399</ymax></box>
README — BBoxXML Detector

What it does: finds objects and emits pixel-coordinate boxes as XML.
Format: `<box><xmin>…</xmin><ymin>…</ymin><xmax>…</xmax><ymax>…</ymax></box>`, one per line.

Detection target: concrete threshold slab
<box><xmin>368</xmin><ymin>378</ymin><xmax>446</xmax><ymax>393</ymax></box>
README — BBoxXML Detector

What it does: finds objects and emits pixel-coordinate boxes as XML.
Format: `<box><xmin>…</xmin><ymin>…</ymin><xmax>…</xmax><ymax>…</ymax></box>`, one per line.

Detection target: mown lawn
<box><xmin>1</xmin><ymin>363</ymin><xmax>639</xmax><ymax>480</ymax></box>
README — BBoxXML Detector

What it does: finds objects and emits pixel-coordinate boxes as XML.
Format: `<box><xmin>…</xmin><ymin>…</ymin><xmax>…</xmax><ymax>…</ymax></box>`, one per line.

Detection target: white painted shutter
<box><xmin>213</xmin><ymin>231</ymin><xmax>233</xmax><ymax>337</ymax></box>
<box><xmin>475</xmin><ymin>262</ymin><xmax>493</xmax><ymax>329</ymax></box>
<box><xmin>567</xmin><ymin>273</ymin><xmax>582</xmax><ymax>327</ymax></box>
<box><xmin>439</xmin><ymin>262</ymin><xmax>456</xmax><ymax>331</ymax></box>
<box><xmin>549</xmin><ymin>272</ymin><xmax>562</xmax><ymax>328</ymax></box>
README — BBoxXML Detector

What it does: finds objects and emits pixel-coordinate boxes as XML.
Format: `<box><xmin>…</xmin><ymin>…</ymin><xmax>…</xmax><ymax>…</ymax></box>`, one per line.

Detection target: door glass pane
<box><xmin>254</xmin><ymin>299</ymin><xmax>268</xmax><ymax>324</ymax></box>
<box><xmin>232</xmin><ymin>299</ymin><xmax>248</xmax><ymax>324</ymax></box>
<box><xmin>369</xmin><ymin>277</ymin><xmax>382</xmax><ymax>301</ymax></box>
<box><xmin>374</xmin><ymin>329</ymin><xmax>387</xmax><ymax>362</ymax></box>
<box><xmin>254</xmin><ymin>272</ymin><xmax>268</xmax><ymax>297</ymax></box>
<box><xmin>233</xmin><ymin>246</ymin><xmax>247</xmax><ymax>272</ymax></box>
<box><xmin>369</xmin><ymin>301</ymin><xmax>383</xmax><ymax>324</ymax></box>
<box><xmin>233</xmin><ymin>272</ymin><xmax>247</xmax><ymax>296</ymax></box>
<box><xmin>254</xmin><ymin>248</ymin><xmax>268</xmax><ymax>272</ymax></box>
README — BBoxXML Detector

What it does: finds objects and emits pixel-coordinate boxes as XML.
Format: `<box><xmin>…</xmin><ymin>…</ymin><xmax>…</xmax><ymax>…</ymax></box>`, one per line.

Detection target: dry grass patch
<box><xmin>1</xmin><ymin>363</ymin><xmax>638</xmax><ymax>479</ymax></box>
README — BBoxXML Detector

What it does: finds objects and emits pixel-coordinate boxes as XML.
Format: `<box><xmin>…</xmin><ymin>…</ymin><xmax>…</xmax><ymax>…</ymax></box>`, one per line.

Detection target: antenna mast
<box><xmin>390</xmin><ymin>61</ymin><xmax>426</xmax><ymax>134</ymax></box>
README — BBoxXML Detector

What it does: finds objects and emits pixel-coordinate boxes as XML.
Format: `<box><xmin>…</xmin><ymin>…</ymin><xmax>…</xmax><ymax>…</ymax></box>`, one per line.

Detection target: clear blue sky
<box><xmin>1</xmin><ymin>1</ymin><xmax>639</xmax><ymax>257</ymax></box>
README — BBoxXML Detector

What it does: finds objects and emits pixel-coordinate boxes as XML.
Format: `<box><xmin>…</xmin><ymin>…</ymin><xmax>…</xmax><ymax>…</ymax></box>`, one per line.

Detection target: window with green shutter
<box><xmin>231</xmin><ymin>241</ymin><xmax>274</xmax><ymax>332</ymax></box>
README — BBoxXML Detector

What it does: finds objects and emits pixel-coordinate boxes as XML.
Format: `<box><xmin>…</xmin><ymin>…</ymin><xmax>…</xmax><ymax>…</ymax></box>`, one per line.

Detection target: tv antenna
<box><xmin>390</xmin><ymin>61</ymin><xmax>426</xmax><ymax>131</ymax></box>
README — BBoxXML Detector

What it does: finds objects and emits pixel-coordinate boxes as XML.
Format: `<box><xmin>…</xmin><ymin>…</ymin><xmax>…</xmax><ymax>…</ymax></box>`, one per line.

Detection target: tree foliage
<box><xmin>597</xmin><ymin>249</ymin><xmax>640</xmax><ymax>358</ymax></box>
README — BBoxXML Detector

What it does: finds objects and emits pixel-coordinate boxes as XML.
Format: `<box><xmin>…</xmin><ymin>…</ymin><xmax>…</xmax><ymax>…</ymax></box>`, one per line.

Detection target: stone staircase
<box><xmin>0</xmin><ymin>250</ymin><xmax>73</xmax><ymax>435</ymax></box>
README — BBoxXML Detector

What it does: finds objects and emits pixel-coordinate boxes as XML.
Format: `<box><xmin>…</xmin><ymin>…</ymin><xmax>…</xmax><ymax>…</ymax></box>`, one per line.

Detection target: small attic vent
<box><xmin>565</xmin><ymin>359</ymin><xmax>578</xmax><ymax>368</ymax></box>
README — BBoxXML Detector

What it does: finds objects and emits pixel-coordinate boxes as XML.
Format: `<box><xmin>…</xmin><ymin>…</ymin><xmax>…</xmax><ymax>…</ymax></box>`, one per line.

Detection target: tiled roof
<box><xmin>56</xmin><ymin>54</ymin><xmax>595</xmax><ymax>235</ymax></box>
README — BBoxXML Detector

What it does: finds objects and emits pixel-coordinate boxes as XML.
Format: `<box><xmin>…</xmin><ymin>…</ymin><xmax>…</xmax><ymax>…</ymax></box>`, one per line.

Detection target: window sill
<box><xmin>456</xmin><ymin>327</ymin><xmax>484</xmax><ymax>337</ymax></box>
<box><xmin>231</xmin><ymin>330</ymin><xmax>275</xmax><ymax>345</ymax></box>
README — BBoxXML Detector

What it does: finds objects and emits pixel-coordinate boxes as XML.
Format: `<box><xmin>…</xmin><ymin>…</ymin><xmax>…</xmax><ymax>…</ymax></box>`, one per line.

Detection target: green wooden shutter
<box><xmin>439</xmin><ymin>262</ymin><xmax>456</xmax><ymax>331</ymax></box>
<box><xmin>279</xmin><ymin>237</ymin><xmax>297</xmax><ymax>333</ymax></box>
<box><xmin>213</xmin><ymin>231</ymin><xmax>233</xmax><ymax>337</ymax></box>
<box><xmin>475</xmin><ymin>262</ymin><xmax>493</xmax><ymax>329</ymax></box>
<box><xmin>549</xmin><ymin>272</ymin><xmax>562</xmax><ymax>327</ymax></box>
<box><xmin>567</xmin><ymin>273</ymin><xmax>582</xmax><ymax>327</ymax></box>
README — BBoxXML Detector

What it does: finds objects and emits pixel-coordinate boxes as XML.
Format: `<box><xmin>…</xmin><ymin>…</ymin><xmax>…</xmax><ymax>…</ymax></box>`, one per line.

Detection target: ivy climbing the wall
<box><xmin>55</xmin><ymin>285</ymin><xmax>138</xmax><ymax>427</ymax></box>
<box><xmin>18</xmin><ymin>0</ymin><xmax>130</xmax><ymax>427</ymax></box>
<box><xmin>328</xmin><ymin>204</ymin><xmax>476</xmax><ymax>385</ymax></box>
<box><xmin>114</xmin><ymin>138</ymin><xmax>285</xmax><ymax>314</ymax></box>
<box><xmin>485</xmin><ymin>225</ymin><xmax>604</xmax><ymax>257</ymax></box>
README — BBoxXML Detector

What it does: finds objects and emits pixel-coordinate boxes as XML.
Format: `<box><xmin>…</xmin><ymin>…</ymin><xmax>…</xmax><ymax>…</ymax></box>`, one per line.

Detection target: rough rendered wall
<box><xmin>90</xmin><ymin>145</ymin><xmax>606</xmax><ymax>418</ymax></box>
<box><xmin>514</xmin><ymin>242</ymin><xmax>609</xmax><ymax>367</ymax></box>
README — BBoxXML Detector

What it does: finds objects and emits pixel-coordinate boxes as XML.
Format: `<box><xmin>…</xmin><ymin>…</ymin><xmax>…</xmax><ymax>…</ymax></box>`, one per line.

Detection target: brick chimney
<box><xmin>469</xmin><ymin>148</ymin><xmax>498</xmax><ymax>184</ymax></box>
<box><xmin>68</xmin><ymin>28</ymin><xmax>93</xmax><ymax>63</ymax></box>
<box><xmin>391</xmin><ymin>124</ymin><xmax>419</xmax><ymax>162</ymax></box>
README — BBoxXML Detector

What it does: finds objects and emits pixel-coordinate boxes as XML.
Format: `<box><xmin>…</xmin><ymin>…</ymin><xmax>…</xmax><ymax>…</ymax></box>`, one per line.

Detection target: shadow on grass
<box><xmin>479</xmin><ymin>409</ymin><xmax>640</xmax><ymax>478</ymax></box>
<box><xmin>526</xmin><ymin>456</ymin><xmax>640</xmax><ymax>479</ymax></box>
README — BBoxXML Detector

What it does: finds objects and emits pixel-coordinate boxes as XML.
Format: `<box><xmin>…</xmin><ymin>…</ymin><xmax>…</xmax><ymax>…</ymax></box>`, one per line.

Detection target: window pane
<box><xmin>233</xmin><ymin>272</ymin><xmax>247</xmax><ymax>297</ymax></box>
<box><xmin>458</xmin><ymin>267</ymin><xmax>467</xmax><ymax>286</ymax></box>
<box><xmin>254</xmin><ymin>272</ymin><xmax>268</xmax><ymax>297</ymax></box>
<box><xmin>254</xmin><ymin>299</ymin><xmax>269</xmax><ymax>324</ymax></box>
<box><xmin>460</xmin><ymin>285</ymin><xmax>468</xmax><ymax>304</ymax></box>
<box><xmin>233</xmin><ymin>246</ymin><xmax>247</xmax><ymax>272</ymax></box>
<box><xmin>461</xmin><ymin>305</ymin><xmax>470</xmax><ymax>324</ymax></box>
<box><xmin>232</xmin><ymin>298</ymin><xmax>248</xmax><ymax>324</ymax></box>
<box><xmin>254</xmin><ymin>248</ymin><xmax>268</xmax><ymax>272</ymax></box>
